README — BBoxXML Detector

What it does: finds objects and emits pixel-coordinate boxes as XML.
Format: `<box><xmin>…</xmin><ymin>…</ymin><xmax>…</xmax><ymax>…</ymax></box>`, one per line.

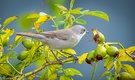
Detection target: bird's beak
<box><xmin>86</xmin><ymin>30</ymin><xmax>89</xmax><ymax>33</ymax></box>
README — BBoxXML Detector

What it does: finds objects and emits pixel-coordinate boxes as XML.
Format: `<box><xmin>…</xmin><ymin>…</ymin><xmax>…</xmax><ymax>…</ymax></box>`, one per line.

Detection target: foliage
<box><xmin>0</xmin><ymin>0</ymin><xmax>134</xmax><ymax>80</ymax></box>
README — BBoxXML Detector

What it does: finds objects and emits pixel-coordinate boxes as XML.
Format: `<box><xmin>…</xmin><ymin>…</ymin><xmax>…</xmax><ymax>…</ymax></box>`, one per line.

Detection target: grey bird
<box><xmin>16</xmin><ymin>25</ymin><xmax>88</xmax><ymax>63</ymax></box>
<box><xmin>16</xmin><ymin>25</ymin><xmax>88</xmax><ymax>50</ymax></box>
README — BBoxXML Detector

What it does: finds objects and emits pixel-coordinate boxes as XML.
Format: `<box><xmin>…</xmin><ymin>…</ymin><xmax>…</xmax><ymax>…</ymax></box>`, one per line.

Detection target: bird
<box><xmin>16</xmin><ymin>25</ymin><xmax>88</xmax><ymax>63</ymax></box>
<box><xmin>16</xmin><ymin>25</ymin><xmax>88</xmax><ymax>49</ymax></box>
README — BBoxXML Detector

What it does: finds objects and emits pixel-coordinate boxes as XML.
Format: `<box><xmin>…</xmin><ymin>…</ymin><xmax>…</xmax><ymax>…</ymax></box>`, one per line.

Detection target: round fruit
<box><xmin>118</xmin><ymin>72</ymin><xmax>134</xmax><ymax>80</ymax></box>
<box><xmin>94</xmin><ymin>45</ymin><xmax>106</xmax><ymax>61</ymax></box>
<box><xmin>22</xmin><ymin>39</ymin><xmax>34</xmax><ymax>49</ymax></box>
<box><xmin>92</xmin><ymin>29</ymin><xmax>105</xmax><ymax>44</ymax></box>
<box><xmin>85</xmin><ymin>50</ymin><xmax>95</xmax><ymax>64</ymax></box>
<box><xmin>107</xmin><ymin>46</ymin><xmax>119</xmax><ymax>57</ymax></box>
<box><xmin>18</xmin><ymin>51</ymin><xmax>28</xmax><ymax>61</ymax></box>
<box><xmin>2</xmin><ymin>37</ymin><xmax>9</xmax><ymax>46</ymax></box>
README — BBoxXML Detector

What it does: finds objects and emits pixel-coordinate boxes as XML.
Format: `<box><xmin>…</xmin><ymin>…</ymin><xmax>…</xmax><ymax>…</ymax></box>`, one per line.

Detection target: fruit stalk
<box><xmin>90</xmin><ymin>61</ymin><xmax>98</xmax><ymax>80</ymax></box>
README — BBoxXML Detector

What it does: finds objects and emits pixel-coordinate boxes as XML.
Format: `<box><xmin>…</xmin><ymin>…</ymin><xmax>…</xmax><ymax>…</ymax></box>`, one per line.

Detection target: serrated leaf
<box><xmin>118</xmin><ymin>49</ymin><xmax>134</xmax><ymax>62</ymax></box>
<box><xmin>122</xmin><ymin>64</ymin><xmax>135</xmax><ymax>77</ymax></box>
<box><xmin>60</xmin><ymin>75</ymin><xmax>72</xmax><ymax>80</ymax></box>
<box><xmin>75</xmin><ymin>19</ymin><xmax>86</xmax><ymax>25</ymax></box>
<box><xmin>78</xmin><ymin>53</ymin><xmax>88</xmax><ymax>64</ymax></box>
<box><xmin>64</xmin><ymin>68</ymin><xmax>83</xmax><ymax>76</ymax></box>
<box><xmin>86</xmin><ymin>11</ymin><xmax>109</xmax><ymax>22</ymax></box>
<box><xmin>125</xmin><ymin>46</ymin><xmax>135</xmax><ymax>54</ymax></box>
<box><xmin>2</xmin><ymin>16</ymin><xmax>18</xmax><ymax>28</ymax></box>
<box><xmin>26</xmin><ymin>13</ymin><xmax>40</xmax><ymax>19</ymax></box>
<box><xmin>114</xmin><ymin>60</ymin><xmax>121</xmax><ymax>73</ymax></box>
<box><xmin>55</xmin><ymin>4</ymin><xmax>68</xmax><ymax>11</ymax></box>
<box><xmin>104</xmin><ymin>57</ymin><xmax>113</xmax><ymax>70</ymax></box>
<box><xmin>99</xmin><ymin>71</ymin><xmax>111</xmax><ymax>80</ymax></box>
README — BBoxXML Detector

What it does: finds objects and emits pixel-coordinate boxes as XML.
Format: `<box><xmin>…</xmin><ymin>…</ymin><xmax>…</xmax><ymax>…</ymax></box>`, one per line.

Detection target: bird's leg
<box><xmin>50</xmin><ymin>50</ymin><xmax>63</xmax><ymax>65</ymax></box>
<box><xmin>60</xmin><ymin>50</ymin><xmax>78</xmax><ymax>63</ymax></box>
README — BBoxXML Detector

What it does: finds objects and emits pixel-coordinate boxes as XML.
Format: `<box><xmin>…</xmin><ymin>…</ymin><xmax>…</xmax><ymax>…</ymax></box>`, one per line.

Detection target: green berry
<box><xmin>86</xmin><ymin>50</ymin><xmax>95</xmax><ymax>64</ymax></box>
<box><xmin>94</xmin><ymin>45</ymin><xmax>106</xmax><ymax>61</ymax></box>
<box><xmin>22</xmin><ymin>39</ymin><xmax>34</xmax><ymax>49</ymax></box>
<box><xmin>92</xmin><ymin>29</ymin><xmax>105</xmax><ymax>44</ymax></box>
<box><xmin>2</xmin><ymin>37</ymin><xmax>9</xmax><ymax>46</ymax></box>
<box><xmin>18</xmin><ymin>51</ymin><xmax>28</xmax><ymax>61</ymax></box>
<box><xmin>107</xmin><ymin>46</ymin><xmax>119</xmax><ymax>57</ymax></box>
<box><xmin>118</xmin><ymin>72</ymin><xmax>134</xmax><ymax>80</ymax></box>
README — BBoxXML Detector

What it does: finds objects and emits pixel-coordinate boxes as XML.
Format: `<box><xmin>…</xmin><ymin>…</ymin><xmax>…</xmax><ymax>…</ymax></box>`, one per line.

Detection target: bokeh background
<box><xmin>0</xmin><ymin>0</ymin><xmax>135</xmax><ymax>80</ymax></box>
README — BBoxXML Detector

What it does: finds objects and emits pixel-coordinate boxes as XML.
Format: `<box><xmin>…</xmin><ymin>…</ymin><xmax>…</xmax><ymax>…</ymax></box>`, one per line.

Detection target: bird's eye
<box><xmin>80</xmin><ymin>29</ymin><xmax>86</xmax><ymax>34</ymax></box>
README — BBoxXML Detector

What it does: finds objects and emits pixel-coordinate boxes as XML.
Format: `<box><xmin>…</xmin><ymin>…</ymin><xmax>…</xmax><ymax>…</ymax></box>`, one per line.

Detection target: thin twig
<box><xmin>14</xmin><ymin>56</ymin><xmax>77</xmax><ymax>80</ymax></box>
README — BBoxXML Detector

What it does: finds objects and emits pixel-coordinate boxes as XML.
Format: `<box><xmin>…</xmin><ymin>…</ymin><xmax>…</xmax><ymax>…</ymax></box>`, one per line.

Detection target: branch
<box><xmin>14</xmin><ymin>56</ymin><xmax>78</xmax><ymax>80</ymax></box>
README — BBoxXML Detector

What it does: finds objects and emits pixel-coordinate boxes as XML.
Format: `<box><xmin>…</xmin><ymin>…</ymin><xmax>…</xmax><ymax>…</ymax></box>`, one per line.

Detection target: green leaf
<box><xmin>55</xmin><ymin>4</ymin><xmax>68</xmax><ymax>11</ymax></box>
<box><xmin>82</xmin><ymin>10</ymin><xmax>89</xmax><ymax>14</ymax></box>
<box><xmin>28</xmin><ymin>74</ymin><xmax>35</xmax><ymax>80</ymax></box>
<box><xmin>75</xmin><ymin>19</ymin><xmax>86</xmax><ymax>25</ymax></box>
<box><xmin>60</xmin><ymin>75</ymin><xmax>72</xmax><ymax>80</ymax></box>
<box><xmin>39</xmin><ymin>73</ymin><xmax>47</xmax><ymax>80</ymax></box>
<box><xmin>57</xmin><ymin>21</ymin><xmax>65</xmax><ymax>26</ymax></box>
<box><xmin>0</xmin><ymin>64</ymin><xmax>13</xmax><ymax>76</ymax></box>
<box><xmin>63</xmin><ymin>49</ymin><xmax>76</xmax><ymax>55</ymax></box>
<box><xmin>106</xmin><ymin>74</ymin><xmax>117</xmax><ymax>80</ymax></box>
<box><xmin>1</xmin><ymin>28</ymin><xmax>14</xmax><ymax>38</ymax></box>
<box><xmin>99</xmin><ymin>71</ymin><xmax>111</xmax><ymax>80</ymax></box>
<box><xmin>24</xmin><ymin>42</ymin><xmax>42</xmax><ymax>62</ymax></box>
<box><xmin>126</xmin><ymin>46</ymin><xmax>135</xmax><ymax>54</ymax></box>
<box><xmin>26</xmin><ymin>13</ymin><xmax>40</xmax><ymax>19</ymax></box>
<box><xmin>104</xmin><ymin>57</ymin><xmax>113</xmax><ymax>70</ymax></box>
<box><xmin>118</xmin><ymin>49</ymin><xmax>134</xmax><ymax>62</ymax></box>
<box><xmin>64</xmin><ymin>68</ymin><xmax>83</xmax><ymax>76</ymax></box>
<box><xmin>122</xmin><ymin>64</ymin><xmax>135</xmax><ymax>77</ymax></box>
<box><xmin>85</xmin><ymin>11</ymin><xmax>109</xmax><ymax>22</ymax></box>
<box><xmin>7</xmin><ymin>51</ymin><xmax>17</xmax><ymax>59</ymax></box>
<box><xmin>2</xmin><ymin>16</ymin><xmax>18</xmax><ymax>29</ymax></box>
<box><xmin>9</xmin><ymin>36</ymin><xmax>25</xmax><ymax>50</ymax></box>
<box><xmin>114</xmin><ymin>60</ymin><xmax>121</xmax><ymax>73</ymax></box>
<box><xmin>71</xmin><ymin>8</ymin><xmax>82</xmax><ymax>14</ymax></box>
<box><xmin>0</xmin><ymin>55</ymin><xmax>8</xmax><ymax>63</ymax></box>
<box><xmin>78</xmin><ymin>53</ymin><xmax>88</xmax><ymax>64</ymax></box>
<box><xmin>0</xmin><ymin>32</ymin><xmax>6</xmax><ymax>35</ymax></box>
<box><xmin>0</xmin><ymin>43</ymin><xmax>4</xmax><ymax>57</ymax></box>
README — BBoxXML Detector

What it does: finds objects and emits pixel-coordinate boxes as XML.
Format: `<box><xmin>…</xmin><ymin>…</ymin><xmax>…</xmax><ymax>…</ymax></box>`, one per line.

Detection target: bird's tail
<box><xmin>15</xmin><ymin>32</ymin><xmax>44</xmax><ymax>39</ymax></box>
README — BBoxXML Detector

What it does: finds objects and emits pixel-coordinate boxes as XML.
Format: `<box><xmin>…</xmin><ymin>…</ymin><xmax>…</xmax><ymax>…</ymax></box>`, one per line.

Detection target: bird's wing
<box><xmin>39</xmin><ymin>30</ymin><xmax>72</xmax><ymax>40</ymax></box>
